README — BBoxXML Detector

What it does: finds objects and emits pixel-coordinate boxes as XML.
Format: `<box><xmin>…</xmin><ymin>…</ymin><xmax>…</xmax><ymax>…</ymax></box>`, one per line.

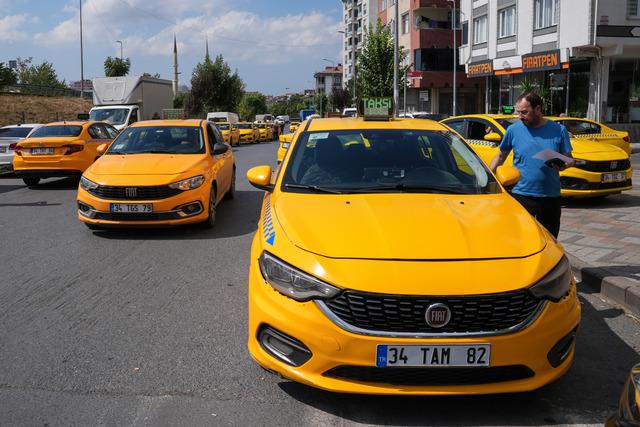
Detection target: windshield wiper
<box><xmin>284</xmin><ymin>184</ymin><xmax>344</xmax><ymax>194</ymax></box>
<box><xmin>347</xmin><ymin>184</ymin><xmax>471</xmax><ymax>194</ymax></box>
<box><xmin>106</xmin><ymin>151</ymin><xmax>128</xmax><ymax>155</ymax></box>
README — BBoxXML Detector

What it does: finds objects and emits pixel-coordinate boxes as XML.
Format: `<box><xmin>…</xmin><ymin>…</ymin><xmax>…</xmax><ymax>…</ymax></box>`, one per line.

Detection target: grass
<box><xmin>0</xmin><ymin>94</ymin><xmax>93</xmax><ymax>126</ymax></box>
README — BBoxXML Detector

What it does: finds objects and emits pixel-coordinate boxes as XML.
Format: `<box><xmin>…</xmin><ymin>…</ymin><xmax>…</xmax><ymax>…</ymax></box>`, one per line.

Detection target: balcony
<box><xmin>412</xmin><ymin>0</ymin><xmax>455</xmax><ymax>9</ymax></box>
<box><xmin>415</xmin><ymin>28</ymin><xmax>460</xmax><ymax>49</ymax></box>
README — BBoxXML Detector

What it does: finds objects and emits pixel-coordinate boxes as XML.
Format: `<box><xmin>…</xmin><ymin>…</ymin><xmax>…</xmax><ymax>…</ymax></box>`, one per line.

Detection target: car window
<box><xmin>562</xmin><ymin>120</ymin><xmax>601</xmax><ymax>135</ymax></box>
<box><xmin>0</xmin><ymin>127</ymin><xmax>32</xmax><ymax>138</ymax></box>
<box><xmin>104</xmin><ymin>124</ymin><xmax>119</xmax><ymax>139</ymax></box>
<box><xmin>88</xmin><ymin>124</ymin><xmax>109</xmax><ymax>139</ymax></box>
<box><xmin>30</xmin><ymin>125</ymin><xmax>83</xmax><ymax>137</ymax></box>
<box><xmin>282</xmin><ymin>129</ymin><xmax>499</xmax><ymax>194</ymax></box>
<box><xmin>467</xmin><ymin>120</ymin><xmax>500</xmax><ymax>140</ymax></box>
<box><xmin>443</xmin><ymin>120</ymin><xmax>466</xmax><ymax>137</ymax></box>
<box><xmin>108</xmin><ymin>126</ymin><xmax>204</xmax><ymax>154</ymax></box>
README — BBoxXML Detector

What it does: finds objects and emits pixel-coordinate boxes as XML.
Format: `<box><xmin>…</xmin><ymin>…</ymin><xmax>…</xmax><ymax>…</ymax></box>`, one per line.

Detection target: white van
<box><xmin>206</xmin><ymin>112</ymin><xmax>239</xmax><ymax>124</ymax></box>
<box><xmin>342</xmin><ymin>107</ymin><xmax>357</xmax><ymax>118</ymax></box>
<box><xmin>275</xmin><ymin>115</ymin><xmax>290</xmax><ymax>124</ymax></box>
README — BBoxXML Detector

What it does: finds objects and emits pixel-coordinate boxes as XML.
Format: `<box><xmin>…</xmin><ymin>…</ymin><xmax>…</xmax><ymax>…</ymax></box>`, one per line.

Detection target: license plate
<box><xmin>110</xmin><ymin>203</ymin><xmax>153</xmax><ymax>213</ymax></box>
<box><xmin>376</xmin><ymin>344</ymin><xmax>491</xmax><ymax>367</ymax></box>
<box><xmin>30</xmin><ymin>147</ymin><xmax>55</xmax><ymax>155</ymax></box>
<box><xmin>601</xmin><ymin>172</ymin><xmax>626</xmax><ymax>183</ymax></box>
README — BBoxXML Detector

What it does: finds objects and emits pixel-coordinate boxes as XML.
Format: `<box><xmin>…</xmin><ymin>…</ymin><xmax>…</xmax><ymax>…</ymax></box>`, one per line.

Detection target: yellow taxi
<box><xmin>255</xmin><ymin>122</ymin><xmax>273</xmax><ymax>142</ymax></box>
<box><xmin>13</xmin><ymin>121</ymin><xmax>118</xmax><ymax>187</ymax></box>
<box><xmin>277</xmin><ymin>133</ymin><xmax>293</xmax><ymax>164</ymax></box>
<box><xmin>245</xmin><ymin>98</ymin><xmax>580</xmax><ymax>395</ymax></box>
<box><xmin>237</xmin><ymin>122</ymin><xmax>260</xmax><ymax>144</ymax></box>
<box><xmin>441</xmin><ymin>114</ymin><xmax>632</xmax><ymax>198</ymax></box>
<box><xmin>216</xmin><ymin>122</ymin><xmax>240</xmax><ymax>146</ymax></box>
<box><xmin>289</xmin><ymin>121</ymin><xmax>300</xmax><ymax>133</ymax></box>
<box><xmin>77</xmin><ymin>120</ymin><xmax>235</xmax><ymax>229</ymax></box>
<box><xmin>547</xmin><ymin>117</ymin><xmax>631</xmax><ymax>155</ymax></box>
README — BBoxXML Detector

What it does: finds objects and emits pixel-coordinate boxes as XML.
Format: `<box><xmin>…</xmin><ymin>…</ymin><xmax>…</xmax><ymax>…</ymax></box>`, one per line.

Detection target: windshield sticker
<box><xmin>308</xmin><ymin>132</ymin><xmax>329</xmax><ymax>141</ymax></box>
<box><xmin>263</xmin><ymin>195</ymin><xmax>275</xmax><ymax>246</ymax></box>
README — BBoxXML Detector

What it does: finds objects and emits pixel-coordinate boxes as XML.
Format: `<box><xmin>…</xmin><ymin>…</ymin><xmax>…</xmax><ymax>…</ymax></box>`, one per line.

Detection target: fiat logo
<box><xmin>425</xmin><ymin>303</ymin><xmax>451</xmax><ymax>328</ymax></box>
<box><xmin>611</xmin><ymin>161</ymin><xmax>618</xmax><ymax>169</ymax></box>
<box><xmin>125</xmin><ymin>187</ymin><xmax>137</xmax><ymax>198</ymax></box>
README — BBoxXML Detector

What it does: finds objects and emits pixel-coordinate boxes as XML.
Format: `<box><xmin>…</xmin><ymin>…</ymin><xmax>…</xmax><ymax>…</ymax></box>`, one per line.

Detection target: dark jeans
<box><xmin>512</xmin><ymin>194</ymin><xmax>562</xmax><ymax>238</ymax></box>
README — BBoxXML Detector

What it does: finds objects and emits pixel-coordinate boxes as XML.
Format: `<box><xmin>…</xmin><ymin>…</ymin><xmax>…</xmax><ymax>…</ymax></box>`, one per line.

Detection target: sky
<box><xmin>1</xmin><ymin>0</ymin><xmax>344</xmax><ymax>95</ymax></box>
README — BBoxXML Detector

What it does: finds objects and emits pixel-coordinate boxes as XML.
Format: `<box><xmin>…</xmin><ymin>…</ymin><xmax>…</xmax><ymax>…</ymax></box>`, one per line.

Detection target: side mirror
<box><xmin>213</xmin><ymin>142</ymin><xmax>229</xmax><ymax>155</ymax></box>
<box><xmin>97</xmin><ymin>143</ymin><xmax>109</xmax><ymax>155</ymax></box>
<box><xmin>247</xmin><ymin>165</ymin><xmax>274</xmax><ymax>192</ymax></box>
<box><xmin>484</xmin><ymin>132</ymin><xmax>502</xmax><ymax>143</ymax></box>
<box><xmin>77</xmin><ymin>113</ymin><xmax>90</xmax><ymax>120</ymax></box>
<box><xmin>496</xmin><ymin>165</ymin><xmax>520</xmax><ymax>188</ymax></box>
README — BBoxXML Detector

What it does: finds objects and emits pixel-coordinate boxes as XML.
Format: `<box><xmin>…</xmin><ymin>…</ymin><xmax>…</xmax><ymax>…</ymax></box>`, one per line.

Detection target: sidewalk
<box><xmin>560</xmin><ymin>169</ymin><xmax>640</xmax><ymax>317</ymax></box>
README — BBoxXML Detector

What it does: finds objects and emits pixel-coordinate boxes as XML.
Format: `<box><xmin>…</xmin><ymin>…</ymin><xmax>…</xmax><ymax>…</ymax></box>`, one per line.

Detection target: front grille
<box><xmin>88</xmin><ymin>185</ymin><xmax>182</xmax><ymax>200</ymax></box>
<box><xmin>323</xmin><ymin>290</ymin><xmax>542</xmax><ymax>335</ymax></box>
<box><xmin>575</xmin><ymin>159</ymin><xmax>630</xmax><ymax>173</ymax></box>
<box><xmin>94</xmin><ymin>212</ymin><xmax>178</xmax><ymax>221</ymax></box>
<box><xmin>323</xmin><ymin>365</ymin><xmax>535</xmax><ymax>386</ymax></box>
<box><xmin>561</xmin><ymin>177</ymin><xmax>632</xmax><ymax>190</ymax></box>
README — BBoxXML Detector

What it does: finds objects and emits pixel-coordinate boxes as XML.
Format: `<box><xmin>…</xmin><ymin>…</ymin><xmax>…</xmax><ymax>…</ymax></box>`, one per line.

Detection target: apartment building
<box><xmin>460</xmin><ymin>0</ymin><xmax>640</xmax><ymax>134</ymax></box>
<box><xmin>314</xmin><ymin>64</ymin><xmax>344</xmax><ymax>97</ymax></box>
<box><xmin>378</xmin><ymin>0</ymin><xmax>481</xmax><ymax>115</ymax></box>
<box><xmin>341</xmin><ymin>0</ymin><xmax>378</xmax><ymax>88</ymax></box>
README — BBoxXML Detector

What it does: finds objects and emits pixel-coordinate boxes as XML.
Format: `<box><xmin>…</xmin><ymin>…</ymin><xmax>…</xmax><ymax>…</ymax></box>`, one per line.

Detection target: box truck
<box><xmin>89</xmin><ymin>76</ymin><xmax>174</xmax><ymax>131</ymax></box>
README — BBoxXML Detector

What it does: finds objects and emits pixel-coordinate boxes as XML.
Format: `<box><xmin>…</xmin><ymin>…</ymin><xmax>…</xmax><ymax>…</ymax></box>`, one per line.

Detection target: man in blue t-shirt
<box><xmin>490</xmin><ymin>91</ymin><xmax>575</xmax><ymax>237</ymax></box>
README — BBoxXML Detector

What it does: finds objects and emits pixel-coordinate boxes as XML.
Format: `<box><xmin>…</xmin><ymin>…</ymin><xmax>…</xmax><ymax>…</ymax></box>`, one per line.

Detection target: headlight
<box><xmin>80</xmin><ymin>176</ymin><xmax>99</xmax><ymax>191</ymax></box>
<box><xmin>574</xmin><ymin>159</ymin><xmax>587</xmax><ymax>166</ymax></box>
<box><xmin>528</xmin><ymin>256</ymin><xmax>572</xmax><ymax>302</ymax></box>
<box><xmin>169</xmin><ymin>175</ymin><xmax>205</xmax><ymax>191</ymax></box>
<box><xmin>259</xmin><ymin>252</ymin><xmax>341</xmax><ymax>301</ymax></box>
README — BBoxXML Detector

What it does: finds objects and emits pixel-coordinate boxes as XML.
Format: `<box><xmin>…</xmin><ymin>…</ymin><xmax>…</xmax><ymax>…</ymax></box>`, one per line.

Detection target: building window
<box><xmin>534</xmin><ymin>0</ymin><xmax>558</xmax><ymax>30</ymax></box>
<box><xmin>461</xmin><ymin>21</ymin><xmax>469</xmax><ymax>45</ymax></box>
<box><xmin>401</xmin><ymin>13</ymin><xmax>409</xmax><ymax>34</ymax></box>
<box><xmin>473</xmin><ymin>15</ymin><xmax>487</xmax><ymax>44</ymax></box>
<box><xmin>629</xmin><ymin>0</ymin><xmax>640</xmax><ymax>17</ymax></box>
<box><xmin>381</xmin><ymin>0</ymin><xmax>387</xmax><ymax>10</ymax></box>
<box><xmin>498</xmin><ymin>7</ymin><xmax>516</xmax><ymax>38</ymax></box>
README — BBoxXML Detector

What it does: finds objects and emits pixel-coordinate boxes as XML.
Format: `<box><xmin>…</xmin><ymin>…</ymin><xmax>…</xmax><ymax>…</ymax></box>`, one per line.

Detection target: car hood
<box><xmin>273</xmin><ymin>192</ymin><xmax>546</xmax><ymax>260</ymax></box>
<box><xmin>570</xmin><ymin>139</ymin><xmax>628</xmax><ymax>159</ymax></box>
<box><xmin>89</xmin><ymin>154</ymin><xmax>204</xmax><ymax>175</ymax></box>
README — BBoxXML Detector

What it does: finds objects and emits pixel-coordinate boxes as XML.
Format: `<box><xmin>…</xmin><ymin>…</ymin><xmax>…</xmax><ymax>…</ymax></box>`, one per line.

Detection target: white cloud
<box><xmin>0</xmin><ymin>14</ymin><xmax>29</xmax><ymax>42</ymax></box>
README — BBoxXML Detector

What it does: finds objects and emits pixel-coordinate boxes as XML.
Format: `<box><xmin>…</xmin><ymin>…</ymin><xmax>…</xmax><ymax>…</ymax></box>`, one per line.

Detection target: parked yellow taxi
<box><xmin>441</xmin><ymin>114</ymin><xmax>632</xmax><ymax>198</ymax></box>
<box><xmin>255</xmin><ymin>123</ymin><xmax>273</xmax><ymax>142</ymax></box>
<box><xmin>547</xmin><ymin>117</ymin><xmax>631</xmax><ymax>155</ymax></box>
<box><xmin>13</xmin><ymin>121</ymin><xmax>118</xmax><ymax>187</ymax></box>
<box><xmin>277</xmin><ymin>133</ymin><xmax>294</xmax><ymax>164</ymax></box>
<box><xmin>245</xmin><ymin>98</ymin><xmax>580</xmax><ymax>395</ymax></box>
<box><xmin>77</xmin><ymin>120</ymin><xmax>234</xmax><ymax>229</ymax></box>
<box><xmin>289</xmin><ymin>121</ymin><xmax>300</xmax><ymax>133</ymax></box>
<box><xmin>216</xmin><ymin>122</ymin><xmax>240</xmax><ymax>146</ymax></box>
<box><xmin>237</xmin><ymin>122</ymin><xmax>260</xmax><ymax>144</ymax></box>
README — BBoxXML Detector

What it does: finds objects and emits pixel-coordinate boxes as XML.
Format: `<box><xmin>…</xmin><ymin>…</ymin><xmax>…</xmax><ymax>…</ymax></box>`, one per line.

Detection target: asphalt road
<box><xmin>0</xmin><ymin>139</ymin><xmax>639</xmax><ymax>426</ymax></box>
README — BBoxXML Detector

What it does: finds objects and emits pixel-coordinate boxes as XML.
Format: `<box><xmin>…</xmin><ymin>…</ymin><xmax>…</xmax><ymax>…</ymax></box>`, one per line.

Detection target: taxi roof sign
<box><xmin>501</xmin><ymin>105</ymin><xmax>515</xmax><ymax>114</ymax></box>
<box><xmin>359</xmin><ymin>97</ymin><xmax>393</xmax><ymax>121</ymax></box>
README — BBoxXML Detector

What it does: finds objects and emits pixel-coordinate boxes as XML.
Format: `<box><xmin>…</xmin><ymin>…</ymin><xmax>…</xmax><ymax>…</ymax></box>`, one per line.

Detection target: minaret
<box><xmin>172</xmin><ymin>34</ymin><xmax>179</xmax><ymax>96</ymax></box>
<box><xmin>205</xmin><ymin>36</ymin><xmax>210</xmax><ymax>61</ymax></box>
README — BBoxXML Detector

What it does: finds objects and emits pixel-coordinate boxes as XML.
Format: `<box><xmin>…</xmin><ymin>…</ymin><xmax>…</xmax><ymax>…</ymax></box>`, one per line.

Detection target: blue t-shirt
<box><xmin>499</xmin><ymin>120</ymin><xmax>572</xmax><ymax>198</ymax></box>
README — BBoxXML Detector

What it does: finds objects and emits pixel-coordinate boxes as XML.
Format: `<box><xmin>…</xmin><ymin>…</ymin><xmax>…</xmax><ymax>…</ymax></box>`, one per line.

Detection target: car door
<box><xmin>465</xmin><ymin>118</ymin><xmax>503</xmax><ymax>166</ymax></box>
<box><xmin>207</xmin><ymin>123</ymin><xmax>232</xmax><ymax>197</ymax></box>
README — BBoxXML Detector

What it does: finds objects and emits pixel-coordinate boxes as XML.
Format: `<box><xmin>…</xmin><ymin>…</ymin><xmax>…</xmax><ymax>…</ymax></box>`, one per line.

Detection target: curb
<box><xmin>568</xmin><ymin>253</ymin><xmax>640</xmax><ymax>318</ymax></box>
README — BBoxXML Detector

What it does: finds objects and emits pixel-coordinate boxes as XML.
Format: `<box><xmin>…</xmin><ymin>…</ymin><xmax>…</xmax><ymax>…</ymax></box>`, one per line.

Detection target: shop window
<box><xmin>498</xmin><ymin>7</ymin><xmax>516</xmax><ymax>38</ymax></box>
<box><xmin>534</xmin><ymin>0</ymin><xmax>558</xmax><ymax>30</ymax></box>
<box><xmin>607</xmin><ymin>58</ymin><xmax>640</xmax><ymax>123</ymax></box>
<box><xmin>628</xmin><ymin>0</ymin><xmax>640</xmax><ymax>17</ymax></box>
<box><xmin>473</xmin><ymin>15</ymin><xmax>488</xmax><ymax>44</ymax></box>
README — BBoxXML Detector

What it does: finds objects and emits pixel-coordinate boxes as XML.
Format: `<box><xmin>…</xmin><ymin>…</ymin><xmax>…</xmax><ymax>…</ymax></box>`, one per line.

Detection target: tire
<box><xmin>23</xmin><ymin>177</ymin><xmax>40</xmax><ymax>187</ymax></box>
<box><xmin>225</xmin><ymin>169</ymin><xmax>236</xmax><ymax>200</ymax></box>
<box><xmin>201</xmin><ymin>186</ymin><xmax>217</xmax><ymax>228</ymax></box>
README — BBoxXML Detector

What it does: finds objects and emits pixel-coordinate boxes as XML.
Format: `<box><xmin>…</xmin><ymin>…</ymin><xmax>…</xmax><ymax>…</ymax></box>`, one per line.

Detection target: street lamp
<box><xmin>116</xmin><ymin>40</ymin><xmax>123</xmax><ymax>60</ymax></box>
<box><xmin>448</xmin><ymin>0</ymin><xmax>458</xmax><ymax>116</ymax></box>
<box><xmin>322</xmin><ymin>58</ymin><xmax>335</xmax><ymax>67</ymax></box>
<box><xmin>337</xmin><ymin>29</ymin><xmax>356</xmax><ymax>105</ymax></box>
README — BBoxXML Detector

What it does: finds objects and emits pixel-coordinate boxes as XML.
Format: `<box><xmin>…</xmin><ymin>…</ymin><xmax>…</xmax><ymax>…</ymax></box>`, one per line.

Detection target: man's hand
<box><xmin>559</xmin><ymin>154</ymin><xmax>576</xmax><ymax>171</ymax></box>
<box><xmin>490</xmin><ymin>150</ymin><xmax>510</xmax><ymax>173</ymax></box>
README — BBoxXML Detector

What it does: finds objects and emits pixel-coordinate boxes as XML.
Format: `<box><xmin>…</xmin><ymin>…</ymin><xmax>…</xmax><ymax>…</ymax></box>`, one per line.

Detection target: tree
<box><xmin>0</xmin><ymin>62</ymin><xmax>17</xmax><ymax>89</ymax></box>
<box><xmin>15</xmin><ymin>57</ymin><xmax>65</xmax><ymax>88</ymax></box>
<box><xmin>186</xmin><ymin>53</ymin><xmax>245</xmax><ymax>117</ymax></box>
<box><xmin>142</xmin><ymin>72</ymin><xmax>161</xmax><ymax>78</ymax></box>
<box><xmin>357</xmin><ymin>19</ymin><xmax>408</xmax><ymax>98</ymax></box>
<box><xmin>315</xmin><ymin>92</ymin><xmax>328</xmax><ymax>116</ymax></box>
<box><xmin>104</xmin><ymin>56</ymin><xmax>131</xmax><ymax>77</ymax></box>
<box><xmin>173</xmin><ymin>91</ymin><xmax>188</xmax><ymax>109</ymax></box>
<box><xmin>239</xmin><ymin>92</ymin><xmax>267</xmax><ymax>121</ymax></box>
<box><xmin>330</xmin><ymin>87</ymin><xmax>352</xmax><ymax>112</ymax></box>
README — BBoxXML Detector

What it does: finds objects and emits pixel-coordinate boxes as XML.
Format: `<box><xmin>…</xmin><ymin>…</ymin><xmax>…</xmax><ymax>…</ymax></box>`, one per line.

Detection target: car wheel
<box><xmin>201</xmin><ymin>186</ymin><xmax>217</xmax><ymax>228</ymax></box>
<box><xmin>225</xmin><ymin>169</ymin><xmax>236</xmax><ymax>200</ymax></box>
<box><xmin>23</xmin><ymin>177</ymin><xmax>40</xmax><ymax>187</ymax></box>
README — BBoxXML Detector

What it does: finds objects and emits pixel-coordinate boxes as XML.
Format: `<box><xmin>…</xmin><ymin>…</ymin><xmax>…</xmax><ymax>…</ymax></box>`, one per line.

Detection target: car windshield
<box><xmin>256</xmin><ymin>124</ymin><xmax>266</xmax><ymax>128</ymax></box>
<box><xmin>237</xmin><ymin>124</ymin><xmax>252</xmax><ymax>129</ymax></box>
<box><xmin>282</xmin><ymin>129</ymin><xmax>500</xmax><ymax>194</ymax></box>
<box><xmin>0</xmin><ymin>127</ymin><xmax>33</xmax><ymax>138</ymax></box>
<box><xmin>218</xmin><ymin>124</ymin><xmax>230</xmax><ymax>130</ymax></box>
<box><xmin>495</xmin><ymin>118</ymin><xmax>519</xmax><ymax>129</ymax></box>
<box><xmin>107</xmin><ymin>126</ymin><xmax>204</xmax><ymax>154</ymax></box>
<box><xmin>89</xmin><ymin>108</ymin><xmax>129</xmax><ymax>125</ymax></box>
<box><xmin>30</xmin><ymin>125</ymin><xmax>83</xmax><ymax>138</ymax></box>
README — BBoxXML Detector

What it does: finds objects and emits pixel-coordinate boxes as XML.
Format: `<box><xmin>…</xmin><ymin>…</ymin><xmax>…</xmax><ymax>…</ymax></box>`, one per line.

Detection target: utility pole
<box><xmin>452</xmin><ymin>0</ymin><xmax>457</xmax><ymax>116</ymax></box>
<box><xmin>393</xmin><ymin>0</ymin><xmax>399</xmax><ymax>116</ymax></box>
<box><xmin>116</xmin><ymin>40</ymin><xmax>123</xmax><ymax>60</ymax></box>
<box><xmin>79</xmin><ymin>0</ymin><xmax>84</xmax><ymax>98</ymax></box>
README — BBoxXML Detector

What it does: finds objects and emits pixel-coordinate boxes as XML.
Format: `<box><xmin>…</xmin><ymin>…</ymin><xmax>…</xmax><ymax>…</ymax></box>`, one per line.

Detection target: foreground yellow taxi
<box><xmin>548</xmin><ymin>117</ymin><xmax>631</xmax><ymax>155</ymax></box>
<box><xmin>246</xmin><ymin>99</ymin><xmax>580</xmax><ymax>395</ymax></box>
<box><xmin>216</xmin><ymin>122</ymin><xmax>240</xmax><ymax>146</ymax></box>
<box><xmin>77</xmin><ymin>120</ymin><xmax>234</xmax><ymax>229</ymax></box>
<box><xmin>442</xmin><ymin>114</ymin><xmax>632</xmax><ymax>198</ymax></box>
<box><xmin>13</xmin><ymin>121</ymin><xmax>117</xmax><ymax>187</ymax></box>
<box><xmin>237</xmin><ymin>122</ymin><xmax>260</xmax><ymax>144</ymax></box>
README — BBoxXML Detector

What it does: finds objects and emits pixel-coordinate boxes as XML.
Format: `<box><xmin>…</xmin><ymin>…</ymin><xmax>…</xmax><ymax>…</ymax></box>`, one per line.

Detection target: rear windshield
<box><xmin>495</xmin><ymin>118</ymin><xmax>519</xmax><ymax>129</ymax></box>
<box><xmin>236</xmin><ymin>124</ymin><xmax>253</xmax><ymax>129</ymax></box>
<box><xmin>30</xmin><ymin>125</ymin><xmax>83</xmax><ymax>138</ymax></box>
<box><xmin>107</xmin><ymin>126</ymin><xmax>204</xmax><ymax>154</ymax></box>
<box><xmin>0</xmin><ymin>127</ymin><xmax>33</xmax><ymax>138</ymax></box>
<box><xmin>283</xmin><ymin>129</ymin><xmax>499</xmax><ymax>194</ymax></box>
<box><xmin>217</xmin><ymin>124</ymin><xmax>230</xmax><ymax>130</ymax></box>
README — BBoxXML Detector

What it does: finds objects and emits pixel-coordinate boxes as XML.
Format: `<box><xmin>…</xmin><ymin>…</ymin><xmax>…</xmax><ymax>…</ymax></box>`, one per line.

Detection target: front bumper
<box><xmin>560</xmin><ymin>168</ymin><xmax>633</xmax><ymax>198</ymax></box>
<box><xmin>239</xmin><ymin>134</ymin><xmax>255</xmax><ymax>143</ymax></box>
<box><xmin>247</xmin><ymin>248</ymin><xmax>581</xmax><ymax>395</ymax></box>
<box><xmin>77</xmin><ymin>186</ymin><xmax>208</xmax><ymax>227</ymax></box>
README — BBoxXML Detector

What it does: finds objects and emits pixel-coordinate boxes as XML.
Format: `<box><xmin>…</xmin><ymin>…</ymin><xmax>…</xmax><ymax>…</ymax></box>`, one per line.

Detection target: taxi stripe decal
<box><xmin>571</xmin><ymin>134</ymin><xmax>621</xmax><ymax>138</ymax></box>
<box><xmin>467</xmin><ymin>139</ymin><xmax>499</xmax><ymax>147</ymax></box>
<box><xmin>263</xmin><ymin>195</ymin><xmax>275</xmax><ymax>246</ymax></box>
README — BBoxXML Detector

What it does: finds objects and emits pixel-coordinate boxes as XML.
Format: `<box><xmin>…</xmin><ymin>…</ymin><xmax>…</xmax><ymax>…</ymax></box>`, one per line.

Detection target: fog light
<box><xmin>548</xmin><ymin>327</ymin><xmax>578</xmax><ymax>368</ymax></box>
<box><xmin>77</xmin><ymin>202</ymin><xmax>95</xmax><ymax>217</ymax></box>
<box><xmin>176</xmin><ymin>202</ymin><xmax>203</xmax><ymax>217</ymax></box>
<box><xmin>258</xmin><ymin>325</ymin><xmax>312</xmax><ymax>367</ymax></box>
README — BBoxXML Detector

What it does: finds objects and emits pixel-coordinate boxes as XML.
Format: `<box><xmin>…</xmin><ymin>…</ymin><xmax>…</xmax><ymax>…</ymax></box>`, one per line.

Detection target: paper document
<box><xmin>532</xmin><ymin>149</ymin><xmax>573</xmax><ymax>163</ymax></box>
